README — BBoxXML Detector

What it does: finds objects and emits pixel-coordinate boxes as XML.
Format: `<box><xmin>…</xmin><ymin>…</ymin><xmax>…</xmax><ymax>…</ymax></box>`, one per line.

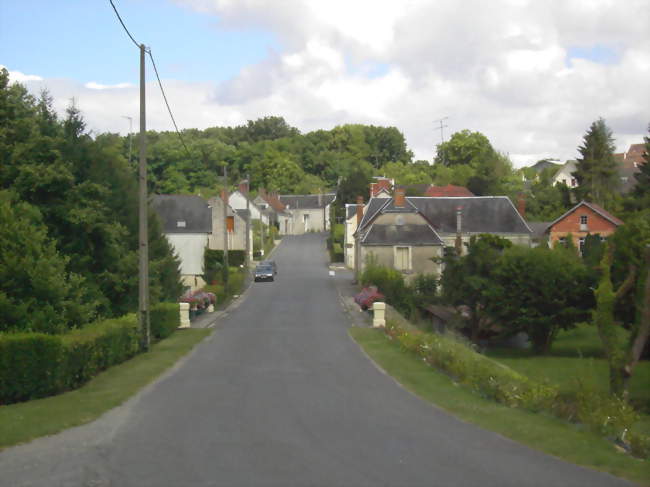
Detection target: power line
<box><xmin>108</xmin><ymin>0</ymin><xmax>141</xmax><ymax>49</ymax></box>
<box><xmin>147</xmin><ymin>50</ymin><xmax>194</xmax><ymax>162</ymax></box>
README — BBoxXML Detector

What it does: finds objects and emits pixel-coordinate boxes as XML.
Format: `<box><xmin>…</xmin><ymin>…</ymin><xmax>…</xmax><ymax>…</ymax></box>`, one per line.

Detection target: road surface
<box><xmin>0</xmin><ymin>234</ymin><xmax>630</xmax><ymax>486</ymax></box>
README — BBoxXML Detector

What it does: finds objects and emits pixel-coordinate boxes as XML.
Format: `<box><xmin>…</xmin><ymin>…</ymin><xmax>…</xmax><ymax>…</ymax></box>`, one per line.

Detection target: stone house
<box><xmin>255</xmin><ymin>189</ymin><xmax>292</xmax><ymax>235</ymax></box>
<box><xmin>206</xmin><ymin>194</ymin><xmax>251</xmax><ymax>258</ymax></box>
<box><xmin>353</xmin><ymin>190</ymin><xmax>532</xmax><ymax>279</ymax></box>
<box><xmin>152</xmin><ymin>194</ymin><xmax>211</xmax><ymax>291</ymax></box>
<box><xmin>545</xmin><ymin>201</ymin><xmax>623</xmax><ymax>254</ymax></box>
<box><xmin>278</xmin><ymin>193</ymin><xmax>336</xmax><ymax>234</ymax></box>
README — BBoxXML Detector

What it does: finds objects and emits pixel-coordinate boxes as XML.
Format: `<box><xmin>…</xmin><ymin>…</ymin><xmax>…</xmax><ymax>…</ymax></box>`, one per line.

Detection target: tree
<box><xmin>440</xmin><ymin>234</ymin><xmax>513</xmax><ymax>343</ymax></box>
<box><xmin>630</xmin><ymin>124</ymin><xmax>650</xmax><ymax>209</ymax></box>
<box><xmin>487</xmin><ymin>246</ymin><xmax>593</xmax><ymax>354</ymax></box>
<box><xmin>594</xmin><ymin>211</ymin><xmax>650</xmax><ymax>396</ymax></box>
<box><xmin>572</xmin><ymin>118</ymin><xmax>620</xmax><ymax>208</ymax></box>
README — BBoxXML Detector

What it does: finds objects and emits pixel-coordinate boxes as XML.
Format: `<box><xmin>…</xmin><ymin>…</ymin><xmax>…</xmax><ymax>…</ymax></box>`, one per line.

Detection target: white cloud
<box><xmin>2</xmin><ymin>65</ymin><xmax>43</xmax><ymax>83</ymax></box>
<box><xmin>9</xmin><ymin>0</ymin><xmax>650</xmax><ymax>169</ymax></box>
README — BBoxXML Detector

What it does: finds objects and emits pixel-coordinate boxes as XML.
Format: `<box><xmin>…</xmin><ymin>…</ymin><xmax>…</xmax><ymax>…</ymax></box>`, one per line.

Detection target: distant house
<box><xmin>278</xmin><ymin>193</ymin><xmax>336</xmax><ymax>234</ymax></box>
<box><xmin>344</xmin><ymin>199</ymin><xmax>364</xmax><ymax>269</ymax></box>
<box><xmin>552</xmin><ymin>160</ymin><xmax>578</xmax><ymax>188</ymax></box>
<box><xmin>370</xmin><ymin>177</ymin><xmax>394</xmax><ymax>197</ymax></box>
<box><xmin>255</xmin><ymin>189</ymin><xmax>292</xmax><ymax>235</ymax></box>
<box><xmin>545</xmin><ymin>201</ymin><xmax>623</xmax><ymax>254</ymax></box>
<box><xmin>615</xmin><ymin>143</ymin><xmax>646</xmax><ymax>193</ymax></box>
<box><xmin>424</xmin><ymin>184</ymin><xmax>474</xmax><ymax>197</ymax></box>
<box><xmin>229</xmin><ymin>188</ymin><xmax>269</xmax><ymax>226</ymax></box>
<box><xmin>352</xmin><ymin>191</ymin><xmax>531</xmax><ymax>279</ymax></box>
<box><xmin>207</xmin><ymin>194</ymin><xmax>251</xmax><ymax>257</ymax></box>
<box><xmin>152</xmin><ymin>194</ymin><xmax>211</xmax><ymax>291</ymax></box>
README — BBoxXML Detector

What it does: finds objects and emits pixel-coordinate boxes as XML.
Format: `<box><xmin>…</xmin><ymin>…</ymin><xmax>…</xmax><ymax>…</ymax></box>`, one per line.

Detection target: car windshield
<box><xmin>256</xmin><ymin>266</ymin><xmax>273</xmax><ymax>272</ymax></box>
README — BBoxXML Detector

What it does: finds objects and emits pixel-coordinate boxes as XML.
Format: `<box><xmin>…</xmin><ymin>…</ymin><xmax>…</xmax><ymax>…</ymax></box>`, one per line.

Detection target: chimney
<box><xmin>517</xmin><ymin>193</ymin><xmax>526</xmax><ymax>218</ymax></box>
<box><xmin>238</xmin><ymin>180</ymin><xmax>249</xmax><ymax>195</ymax></box>
<box><xmin>369</xmin><ymin>183</ymin><xmax>375</xmax><ymax>199</ymax></box>
<box><xmin>394</xmin><ymin>188</ymin><xmax>406</xmax><ymax>207</ymax></box>
<box><xmin>220</xmin><ymin>189</ymin><xmax>228</xmax><ymax>204</ymax></box>
<box><xmin>455</xmin><ymin>206</ymin><xmax>463</xmax><ymax>255</ymax></box>
<box><xmin>356</xmin><ymin>196</ymin><xmax>364</xmax><ymax>226</ymax></box>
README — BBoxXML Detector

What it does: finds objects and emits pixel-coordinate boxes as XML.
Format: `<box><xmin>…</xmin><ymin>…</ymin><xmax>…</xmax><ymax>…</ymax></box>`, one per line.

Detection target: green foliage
<box><xmin>0</xmin><ymin>191</ymin><xmax>98</xmax><ymax>333</ymax></box>
<box><xmin>628</xmin><ymin>124</ymin><xmax>650</xmax><ymax>210</ymax></box>
<box><xmin>411</xmin><ymin>273</ymin><xmax>438</xmax><ymax>308</ymax></box>
<box><xmin>203</xmin><ymin>249</ymin><xmax>246</xmax><ymax>285</ymax></box>
<box><xmin>328</xmin><ymin>223</ymin><xmax>345</xmax><ymax>262</ymax></box>
<box><xmin>360</xmin><ymin>254</ymin><xmax>411</xmax><ymax>312</ymax></box>
<box><xmin>0</xmin><ymin>315</ymin><xmax>139</xmax><ymax>404</ymax></box>
<box><xmin>487</xmin><ymin>246</ymin><xmax>594</xmax><ymax>354</ymax></box>
<box><xmin>573</xmin><ymin>118</ymin><xmax>620</xmax><ymax>208</ymax></box>
<box><xmin>440</xmin><ymin>234</ymin><xmax>513</xmax><ymax>342</ymax></box>
<box><xmin>150</xmin><ymin>302</ymin><xmax>180</xmax><ymax>340</ymax></box>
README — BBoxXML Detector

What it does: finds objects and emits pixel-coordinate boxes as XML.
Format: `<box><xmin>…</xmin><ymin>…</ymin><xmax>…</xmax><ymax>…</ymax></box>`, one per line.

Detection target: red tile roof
<box><xmin>424</xmin><ymin>185</ymin><xmax>474</xmax><ymax>197</ymax></box>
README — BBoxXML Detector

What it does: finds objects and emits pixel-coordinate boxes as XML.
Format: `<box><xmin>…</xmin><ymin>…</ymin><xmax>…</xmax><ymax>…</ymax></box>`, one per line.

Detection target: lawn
<box><xmin>349</xmin><ymin>327</ymin><xmax>650</xmax><ymax>485</ymax></box>
<box><xmin>0</xmin><ymin>328</ymin><xmax>211</xmax><ymax>450</ymax></box>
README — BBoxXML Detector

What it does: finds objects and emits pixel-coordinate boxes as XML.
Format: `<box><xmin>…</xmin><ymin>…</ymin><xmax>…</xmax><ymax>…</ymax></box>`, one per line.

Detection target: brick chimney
<box><xmin>455</xmin><ymin>206</ymin><xmax>463</xmax><ymax>255</ymax></box>
<box><xmin>238</xmin><ymin>180</ymin><xmax>249</xmax><ymax>195</ymax></box>
<box><xmin>394</xmin><ymin>188</ymin><xmax>406</xmax><ymax>207</ymax></box>
<box><xmin>369</xmin><ymin>183</ymin><xmax>375</xmax><ymax>199</ymax></box>
<box><xmin>517</xmin><ymin>193</ymin><xmax>526</xmax><ymax>218</ymax></box>
<box><xmin>356</xmin><ymin>196</ymin><xmax>364</xmax><ymax>226</ymax></box>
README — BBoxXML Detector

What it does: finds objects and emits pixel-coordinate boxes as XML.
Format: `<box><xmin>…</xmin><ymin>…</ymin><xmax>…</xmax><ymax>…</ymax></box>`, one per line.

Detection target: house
<box><xmin>353</xmin><ymin>191</ymin><xmax>532</xmax><ymax>279</ymax></box>
<box><xmin>229</xmin><ymin>187</ymin><xmax>269</xmax><ymax>226</ymax></box>
<box><xmin>152</xmin><ymin>194</ymin><xmax>212</xmax><ymax>291</ymax></box>
<box><xmin>552</xmin><ymin>160</ymin><xmax>578</xmax><ymax>188</ymax></box>
<box><xmin>370</xmin><ymin>177</ymin><xmax>394</xmax><ymax>197</ymax></box>
<box><xmin>278</xmin><ymin>193</ymin><xmax>336</xmax><ymax>234</ymax></box>
<box><xmin>207</xmin><ymin>193</ymin><xmax>252</xmax><ymax>259</ymax></box>
<box><xmin>344</xmin><ymin>198</ymin><xmax>364</xmax><ymax>269</ymax></box>
<box><xmin>255</xmin><ymin>189</ymin><xmax>292</xmax><ymax>235</ymax></box>
<box><xmin>616</xmin><ymin>143</ymin><xmax>646</xmax><ymax>193</ymax></box>
<box><xmin>545</xmin><ymin>201</ymin><xmax>624</xmax><ymax>253</ymax></box>
<box><xmin>424</xmin><ymin>184</ymin><xmax>474</xmax><ymax>197</ymax></box>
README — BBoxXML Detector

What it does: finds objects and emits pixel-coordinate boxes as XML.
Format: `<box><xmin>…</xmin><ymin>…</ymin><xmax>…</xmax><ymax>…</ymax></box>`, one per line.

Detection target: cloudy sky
<box><xmin>2</xmin><ymin>0</ymin><xmax>648</xmax><ymax>167</ymax></box>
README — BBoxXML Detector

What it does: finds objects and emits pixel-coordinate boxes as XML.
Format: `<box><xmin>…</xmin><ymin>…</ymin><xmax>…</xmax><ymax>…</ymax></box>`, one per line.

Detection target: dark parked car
<box><xmin>254</xmin><ymin>264</ymin><xmax>275</xmax><ymax>282</ymax></box>
<box><xmin>260</xmin><ymin>260</ymin><xmax>277</xmax><ymax>275</ymax></box>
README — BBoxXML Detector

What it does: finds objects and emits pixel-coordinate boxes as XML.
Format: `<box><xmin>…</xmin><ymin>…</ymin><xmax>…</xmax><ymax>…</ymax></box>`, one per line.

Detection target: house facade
<box><xmin>279</xmin><ymin>193</ymin><xmax>336</xmax><ymax>234</ymax></box>
<box><xmin>254</xmin><ymin>189</ymin><xmax>292</xmax><ymax>235</ymax></box>
<box><xmin>344</xmin><ymin>199</ymin><xmax>364</xmax><ymax>269</ymax></box>
<box><xmin>152</xmin><ymin>194</ymin><xmax>212</xmax><ymax>291</ymax></box>
<box><xmin>545</xmin><ymin>201</ymin><xmax>623</xmax><ymax>253</ymax></box>
<box><xmin>353</xmin><ymin>192</ymin><xmax>532</xmax><ymax>279</ymax></box>
<box><xmin>552</xmin><ymin>160</ymin><xmax>578</xmax><ymax>188</ymax></box>
<box><xmin>206</xmin><ymin>195</ymin><xmax>251</xmax><ymax>258</ymax></box>
<box><xmin>229</xmin><ymin>189</ymin><xmax>269</xmax><ymax>225</ymax></box>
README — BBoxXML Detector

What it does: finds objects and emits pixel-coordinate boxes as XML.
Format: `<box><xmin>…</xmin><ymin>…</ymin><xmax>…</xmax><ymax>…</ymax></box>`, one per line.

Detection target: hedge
<box><xmin>0</xmin><ymin>303</ymin><xmax>180</xmax><ymax>405</ymax></box>
<box><xmin>150</xmin><ymin>302</ymin><xmax>180</xmax><ymax>340</ymax></box>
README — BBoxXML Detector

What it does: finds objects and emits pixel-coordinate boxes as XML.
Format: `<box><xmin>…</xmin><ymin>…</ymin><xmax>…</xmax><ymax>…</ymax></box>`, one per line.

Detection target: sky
<box><xmin>1</xmin><ymin>0</ymin><xmax>649</xmax><ymax>167</ymax></box>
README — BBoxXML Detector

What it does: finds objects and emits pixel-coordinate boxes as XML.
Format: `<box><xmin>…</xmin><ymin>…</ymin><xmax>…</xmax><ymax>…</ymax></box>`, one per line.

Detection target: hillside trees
<box><xmin>0</xmin><ymin>68</ymin><xmax>182</xmax><ymax>327</ymax></box>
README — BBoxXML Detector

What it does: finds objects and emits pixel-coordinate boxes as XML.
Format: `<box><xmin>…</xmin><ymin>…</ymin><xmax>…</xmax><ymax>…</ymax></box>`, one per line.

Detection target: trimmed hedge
<box><xmin>150</xmin><ymin>302</ymin><xmax>180</xmax><ymax>340</ymax></box>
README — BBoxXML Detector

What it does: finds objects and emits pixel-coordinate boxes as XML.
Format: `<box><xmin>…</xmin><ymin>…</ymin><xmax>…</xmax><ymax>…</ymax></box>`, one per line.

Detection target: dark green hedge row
<box><xmin>0</xmin><ymin>303</ymin><xmax>180</xmax><ymax>405</ymax></box>
<box><xmin>205</xmin><ymin>249</ymin><xmax>246</xmax><ymax>268</ymax></box>
<box><xmin>150</xmin><ymin>302</ymin><xmax>180</xmax><ymax>340</ymax></box>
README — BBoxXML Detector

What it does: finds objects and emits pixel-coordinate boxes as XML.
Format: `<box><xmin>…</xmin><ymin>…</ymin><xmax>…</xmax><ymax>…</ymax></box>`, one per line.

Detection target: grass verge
<box><xmin>349</xmin><ymin>327</ymin><xmax>650</xmax><ymax>486</ymax></box>
<box><xmin>0</xmin><ymin>328</ymin><xmax>211</xmax><ymax>450</ymax></box>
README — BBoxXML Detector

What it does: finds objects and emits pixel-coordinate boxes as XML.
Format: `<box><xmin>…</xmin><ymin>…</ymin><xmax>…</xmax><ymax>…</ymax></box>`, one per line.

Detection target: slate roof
<box><xmin>279</xmin><ymin>193</ymin><xmax>336</xmax><ymax>209</ymax></box>
<box><xmin>356</xmin><ymin>197</ymin><xmax>391</xmax><ymax>232</ymax></box>
<box><xmin>152</xmin><ymin>194</ymin><xmax>212</xmax><ymax>234</ymax></box>
<box><xmin>346</xmin><ymin>204</ymin><xmax>360</xmax><ymax>220</ymax></box>
<box><xmin>408</xmin><ymin>196</ymin><xmax>532</xmax><ymax>234</ymax></box>
<box><xmin>362</xmin><ymin>223</ymin><xmax>443</xmax><ymax>246</ymax></box>
<box><xmin>527</xmin><ymin>222</ymin><xmax>552</xmax><ymax>240</ymax></box>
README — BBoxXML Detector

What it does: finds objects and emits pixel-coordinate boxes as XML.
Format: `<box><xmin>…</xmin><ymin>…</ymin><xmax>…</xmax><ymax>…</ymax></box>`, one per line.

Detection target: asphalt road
<box><xmin>0</xmin><ymin>234</ymin><xmax>631</xmax><ymax>487</ymax></box>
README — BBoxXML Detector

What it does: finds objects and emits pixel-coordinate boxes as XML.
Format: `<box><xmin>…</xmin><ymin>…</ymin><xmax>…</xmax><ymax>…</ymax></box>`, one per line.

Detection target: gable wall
<box><xmin>548</xmin><ymin>205</ymin><xmax>618</xmax><ymax>247</ymax></box>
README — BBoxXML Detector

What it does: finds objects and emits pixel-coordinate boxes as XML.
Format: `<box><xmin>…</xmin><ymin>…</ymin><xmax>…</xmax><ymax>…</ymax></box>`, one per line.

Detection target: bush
<box><xmin>150</xmin><ymin>302</ymin><xmax>179</xmax><ymax>340</ymax></box>
<box><xmin>204</xmin><ymin>249</ymin><xmax>246</xmax><ymax>284</ymax></box>
<box><xmin>361</xmin><ymin>256</ymin><xmax>412</xmax><ymax>313</ymax></box>
<box><xmin>0</xmin><ymin>315</ymin><xmax>139</xmax><ymax>404</ymax></box>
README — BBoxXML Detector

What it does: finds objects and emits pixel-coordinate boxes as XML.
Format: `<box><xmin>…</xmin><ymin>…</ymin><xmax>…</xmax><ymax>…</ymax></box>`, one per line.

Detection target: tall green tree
<box><xmin>572</xmin><ymin>118</ymin><xmax>620</xmax><ymax>208</ymax></box>
<box><xmin>630</xmin><ymin>124</ymin><xmax>650</xmax><ymax>209</ymax></box>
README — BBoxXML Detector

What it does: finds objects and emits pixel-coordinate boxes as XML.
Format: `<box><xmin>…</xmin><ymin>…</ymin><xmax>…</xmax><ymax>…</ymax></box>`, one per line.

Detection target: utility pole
<box><xmin>222</xmin><ymin>164</ymin><xmax>229</xmax><ymax>289</ymax></box>
<box><xmin>245</xmin><ymin>173</ymin><xmax>250</xmax><ymax>269</ymax></box>
<box><xmin>434</xmin><ymin>116</ymin><xmax>449</xmax><ymax>164</ymax></box>
<box><xmin>138</xmin><ymin>44</ymin><xmax>150</xmax><ymax>351</ymax></box>
<box><xmin>122</xmin><ymin>115</ymin><xmax>133</xmax><ymax>166</ymax></box>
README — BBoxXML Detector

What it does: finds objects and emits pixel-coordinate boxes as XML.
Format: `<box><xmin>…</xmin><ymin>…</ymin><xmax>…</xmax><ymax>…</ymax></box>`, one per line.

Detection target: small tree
<box><xmin>440</xmin><ymin>234</ymin><xmax>512</xmax><ymax>343</ymax></box>
<box><xmin>487</xmin><ymin>246</ymin><xmax>593</xmax><ymax>354</ymax></box>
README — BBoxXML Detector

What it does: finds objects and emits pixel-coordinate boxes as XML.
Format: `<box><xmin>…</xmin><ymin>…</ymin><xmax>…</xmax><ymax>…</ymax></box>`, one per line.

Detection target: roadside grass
<box><xmin>349</xmin><ymin>327</ymin><xmax>650</xmax><ymax>486</ymax></box>
<box><xmin>0</xmin><ymin>329</ymin><xmax>211</xmax><ymax>450</ymax></box>
<box><xmin>486</xmin><ymin>324</ymin><xmax>650</xmax><ymax>435</ymax></box>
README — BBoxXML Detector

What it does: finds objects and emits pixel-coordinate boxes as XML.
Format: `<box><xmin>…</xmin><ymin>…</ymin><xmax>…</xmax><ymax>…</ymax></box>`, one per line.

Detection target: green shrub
<box><xmin>150</xmin><ymin>303</ymin><xmax>180</xmax><ymax>340</ymax></box>
<box><xmin>361</xmin><ymin>258</ymin><xmax>412</xmax><ymax>313</ymax></box>
<box><xmin>0</xmin><ymin>315</ymin><xmax>139</xmax><ymax>405</ymax></box>
<box><xmin>204</xmin><ymin>249</ymin><xmax>246</xmax><ymax>285</ymax></box>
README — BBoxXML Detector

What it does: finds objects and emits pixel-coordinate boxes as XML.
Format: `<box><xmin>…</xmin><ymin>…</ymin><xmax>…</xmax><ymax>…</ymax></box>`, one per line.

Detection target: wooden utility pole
<box><xmin>245</xmin><ymin>173</ymin><xmax>250</xmax><ymax>268</ymax></box>
<box><xmin>138</xmin><ymin>43</ymin><xmax>150</xmax><ymax>351</ymax></box>
<box><xmin>223</xmin><ymin>164</ymin><xmax>229</xmax><ymax>288</ymax></box>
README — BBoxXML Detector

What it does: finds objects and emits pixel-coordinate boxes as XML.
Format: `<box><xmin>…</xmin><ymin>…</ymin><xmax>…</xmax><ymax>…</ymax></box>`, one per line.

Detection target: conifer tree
<box><xmin>572</xmin><ymin>118</ymin><xmax>620</xmax><ymax>208</ymax></box>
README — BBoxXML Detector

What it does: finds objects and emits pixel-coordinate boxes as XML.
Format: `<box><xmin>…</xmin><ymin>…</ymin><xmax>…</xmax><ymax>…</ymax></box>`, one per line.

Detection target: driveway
<box><xmin>0</xmin><ymin>233</ymin><xmax>630</xmax><ymax>486</ymax></box>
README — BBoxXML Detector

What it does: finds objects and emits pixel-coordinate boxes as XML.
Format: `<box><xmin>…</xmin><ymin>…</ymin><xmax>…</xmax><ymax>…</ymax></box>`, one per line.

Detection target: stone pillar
<box><xmin>372</xmin><ymin>302</ymin><xmax>386</xmax><ymax>328</ymax></box>
<box><xmin>179</xmin><ymin>302</ymin><xmax>191</xmax><ymax>329</ymax></box>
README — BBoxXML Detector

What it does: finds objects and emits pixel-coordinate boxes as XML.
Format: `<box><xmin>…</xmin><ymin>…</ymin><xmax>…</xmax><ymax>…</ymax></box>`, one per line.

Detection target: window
<box><xmin>579</xmin><ymin>237</ymin><xmax>585</xmax><ymax>255</ymax></box>
<box><xmin>177</xmin><ymin>220</ymin><xmax>186</xmax><ymax>228</ymax></box>
<box><xmin>580</xmin><ymin>215</ymin><xmax>588</xmax><ymax>231</ymax></box>
<box><xmin>303</xmin><ymin>214</ymin><xmax>310</xmax><ymax>231</ymax></box>
<box><xmin>394</xmin><ymin>246</ymin><xmax>410</xmax><ymax>271</ymax></box>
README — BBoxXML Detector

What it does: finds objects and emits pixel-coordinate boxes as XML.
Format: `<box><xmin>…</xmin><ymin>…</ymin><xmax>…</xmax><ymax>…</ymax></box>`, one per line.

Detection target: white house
<box><xmin>279</xmin><ymin>193</ymin><xmax>336</xmax><ymax>234</ymax></box>
<box><xmin>229</xmin><ymin>189</ymin><xmax>269</xmax><ymax>225</ymax></box>
<box><xmin>552</xmin><ymin>160</ymin><xmax>578</xmax><ymax>188</ymax></box>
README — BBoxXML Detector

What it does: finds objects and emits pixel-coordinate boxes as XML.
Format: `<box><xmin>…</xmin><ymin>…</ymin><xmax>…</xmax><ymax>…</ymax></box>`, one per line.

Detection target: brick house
<box><xmin>545</xmin><ymin>201</ymin><xmax>624</xmax><ymax>253</ymax></box>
